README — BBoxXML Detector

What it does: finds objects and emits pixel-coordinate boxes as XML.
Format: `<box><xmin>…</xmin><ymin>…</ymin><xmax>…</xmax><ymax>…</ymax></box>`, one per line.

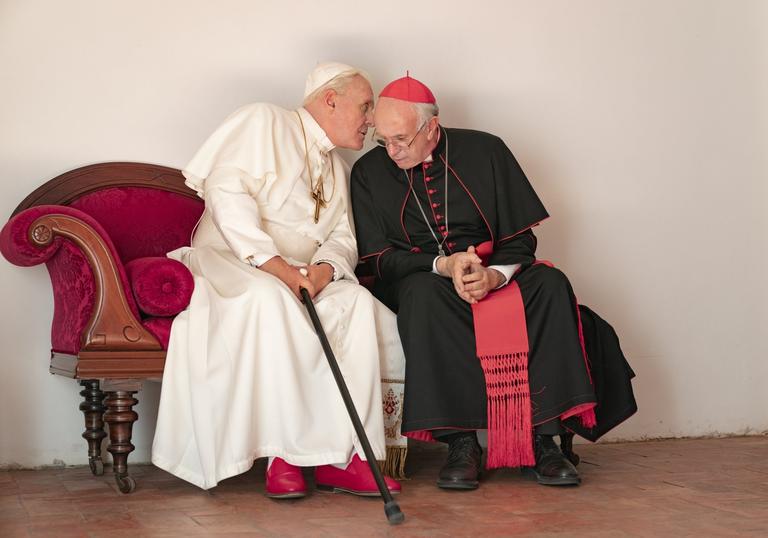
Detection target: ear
<box><xmin>323</xmin><ymin>89</ymin><xmax>337</xmax><ymax>110</ymax></box>
<box><xmin>427</xmin><ymin>116</ymin><xmax>440</xmax><ymax>138</ymax></box>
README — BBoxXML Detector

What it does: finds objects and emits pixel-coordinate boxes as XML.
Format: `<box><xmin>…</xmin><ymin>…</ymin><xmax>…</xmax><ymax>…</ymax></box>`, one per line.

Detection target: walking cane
<box><xmin>299</xmin><ymin>284</ymin><xmax>405</xmax><ymax>525</ymax></box>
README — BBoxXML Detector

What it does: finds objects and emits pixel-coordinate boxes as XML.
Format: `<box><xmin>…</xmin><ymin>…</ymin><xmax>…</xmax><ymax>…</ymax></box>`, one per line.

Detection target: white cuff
<box><xmin>487</xmin><ymin>264</ymin><xmax>521</xmax><ymax>289</ymax></box>
<box><xmin>432</xmin><ymin>256</ymin><xmax>442</xmax><ymax>275</ymax></box>
<box><xmin>315</xmin><ymin>259</ymin><xmax>342</xmax><ymax>281</ymax></box>
<box><xmin>247</xmin><ymin>254</ymin><xmax>279</xmax><ymax>267</ymax></box>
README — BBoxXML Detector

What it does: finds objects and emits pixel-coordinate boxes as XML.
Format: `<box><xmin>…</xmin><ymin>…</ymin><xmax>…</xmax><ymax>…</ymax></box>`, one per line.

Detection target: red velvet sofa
<box><xmin>0</xmin><ymin>163</ymin><xmax>203</xmax><ymax>493</ymax></box>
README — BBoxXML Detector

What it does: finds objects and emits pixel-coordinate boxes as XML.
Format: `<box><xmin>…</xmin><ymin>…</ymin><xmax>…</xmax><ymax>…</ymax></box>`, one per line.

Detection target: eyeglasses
<box><xmin>373</xmin><ymin>121</ymin><xmax>427</xmax><ymax>151</ymax></box>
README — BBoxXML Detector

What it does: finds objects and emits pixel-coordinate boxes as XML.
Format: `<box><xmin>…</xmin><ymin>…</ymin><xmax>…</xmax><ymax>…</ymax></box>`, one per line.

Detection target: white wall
<box><xmin>1</xmin><ymin>0</ymin><xmax>765</xmax><ymax>467</ymax></box>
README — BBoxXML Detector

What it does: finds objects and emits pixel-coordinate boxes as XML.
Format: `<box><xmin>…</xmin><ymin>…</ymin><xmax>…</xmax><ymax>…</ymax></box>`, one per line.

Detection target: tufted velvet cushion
<box><xmin>125</xmin><ymin>257</ymin><xmax>194</xmax><ymax>317</ymax></box>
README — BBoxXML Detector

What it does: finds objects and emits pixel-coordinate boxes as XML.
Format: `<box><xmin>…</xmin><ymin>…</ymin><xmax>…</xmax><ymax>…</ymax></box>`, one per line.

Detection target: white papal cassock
<box><xmin>151</xmin><ymin>104</ymin><xmax>405</xmax><ymax>490</ymax></box>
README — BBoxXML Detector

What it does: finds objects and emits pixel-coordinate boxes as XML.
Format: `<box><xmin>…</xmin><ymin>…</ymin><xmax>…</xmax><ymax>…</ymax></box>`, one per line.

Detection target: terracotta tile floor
<box><xmin>1</xmin><ymin>437</ymin><xmax>767</xmax><ymax>537</ymax></box>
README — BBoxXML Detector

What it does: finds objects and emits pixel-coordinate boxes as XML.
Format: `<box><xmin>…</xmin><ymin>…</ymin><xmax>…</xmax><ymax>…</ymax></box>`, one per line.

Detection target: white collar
<box><xmin>297</xmin><ymin>107</ymin><xmax>335</xmax><ymax>155</ymax></box>
<box><xmin>422</xmin><ymin>126</ymin><xmax>442</xmax><ymax>164</ymax></box>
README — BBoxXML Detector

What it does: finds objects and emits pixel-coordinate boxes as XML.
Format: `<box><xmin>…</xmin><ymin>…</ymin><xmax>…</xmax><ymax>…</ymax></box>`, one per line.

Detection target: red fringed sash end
<box><xmin>472</xmin><ymin>249</ymin><xmax>594</xmax><ymax>469</ymax></box>
<box><xmin>473</xmin><ymin>280</ymin><xmax>535</xmax><ymax>469</ymax></box>
<box><xmin>478</xmin><ymin>351</ymin><xmax>536</xmax><ymax>468</ymax></box>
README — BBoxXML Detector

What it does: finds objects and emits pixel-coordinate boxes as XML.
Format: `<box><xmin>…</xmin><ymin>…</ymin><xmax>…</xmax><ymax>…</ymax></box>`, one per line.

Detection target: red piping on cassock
<box><xmin>399</xmin><ymin>172</ymin><xmax>413</xmax><ymax>246</ymax></box>
<box><xmin>440</xmin><ymin>155</ymin><xmax>495</xmax><ymax>244</ymax></box>
<box><xmin>497</xmin><ymin>218</ymin><xmax>549</xmax><ymax>243</ymax></box>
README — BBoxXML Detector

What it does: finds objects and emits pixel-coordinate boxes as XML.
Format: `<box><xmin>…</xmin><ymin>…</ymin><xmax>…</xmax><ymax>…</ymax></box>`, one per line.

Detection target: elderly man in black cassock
<box><xmin>350</xmin><ymin>75</ymin><xmax>636</xmax><ymax>490</ymax></box>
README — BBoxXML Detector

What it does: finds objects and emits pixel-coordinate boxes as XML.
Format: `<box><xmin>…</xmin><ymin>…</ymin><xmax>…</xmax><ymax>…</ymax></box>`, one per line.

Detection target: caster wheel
<box><xmin>89</xmin><ymin>458</ymin><xmax>104</xmax><ymax>476</ymax></box>
<box><xmin>116</xmin><ymin>475</ymin><xmax>136</xmax><ymax>494</ymax></box>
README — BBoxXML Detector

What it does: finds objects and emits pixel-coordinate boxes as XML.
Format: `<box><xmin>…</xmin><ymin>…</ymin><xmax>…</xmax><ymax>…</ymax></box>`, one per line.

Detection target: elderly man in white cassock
<box><xmin>151</xmin><ymin>62</ymin><xmax>402</xmax><ymax>499</ymax></box>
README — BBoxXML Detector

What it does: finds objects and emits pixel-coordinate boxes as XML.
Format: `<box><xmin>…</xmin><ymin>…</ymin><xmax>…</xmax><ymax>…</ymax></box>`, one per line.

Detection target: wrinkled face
<box><xmin>373</xmin><ymin>97</ymin><xmax>439</xmax><ymax>169</ymax></box>
<box><xmin>323</xmin><ymin>75</ymin><xmax>374</xmax><ymax>150</ymax></box>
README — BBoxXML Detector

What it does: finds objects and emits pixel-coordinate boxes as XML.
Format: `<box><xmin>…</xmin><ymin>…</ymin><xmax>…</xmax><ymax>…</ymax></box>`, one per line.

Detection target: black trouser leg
<box><xmin>534</xmin><ymin>418</ymin><xmax>565</xmax><ymax>436</ymax></box>
<box><xmin>432</xmin><ymin>429</ymin><xmax>478</xmax><ymax>443</ymax></box>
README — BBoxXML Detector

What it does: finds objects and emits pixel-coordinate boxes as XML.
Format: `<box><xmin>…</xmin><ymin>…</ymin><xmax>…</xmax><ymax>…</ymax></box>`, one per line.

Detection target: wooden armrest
<box><xmin>30</xmin><ymin>213</ymin><xmax>161</xmax><ymax>351</ymax></box>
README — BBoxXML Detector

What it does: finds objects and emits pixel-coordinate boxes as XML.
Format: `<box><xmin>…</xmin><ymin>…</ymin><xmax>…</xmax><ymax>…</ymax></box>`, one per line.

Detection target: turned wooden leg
<box><xmin>104</xmin><ymin>390</ymin><xmax>138</xmax><ymax>493</ymax></box>
<box><xmin>79</xmin><ymin>380</ymin><xmax>106</xmax><ymax>476</ymax></box>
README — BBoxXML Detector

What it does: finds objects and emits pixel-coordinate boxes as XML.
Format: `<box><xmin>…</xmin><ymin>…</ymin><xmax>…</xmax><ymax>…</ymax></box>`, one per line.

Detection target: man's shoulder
<box><xmin>352</xmin><ymin>146</ymin><xmax>391</xmax><ymax>173</ymax></box>
<box><xmin>444</xmin><ymin>127</ymin><xmax>504</xmax><ymax>148</ymax></box>
<box><xmin>225</xmin><ymin>102</ymin><xmax>293</xmax><ymax>125</ymax></box>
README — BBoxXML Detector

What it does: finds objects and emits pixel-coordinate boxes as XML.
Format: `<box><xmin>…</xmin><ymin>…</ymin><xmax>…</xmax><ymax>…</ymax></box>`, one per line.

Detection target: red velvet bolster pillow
<box><xmin>124</xmin><ymin>257</ymin><xmax>194</xmax><ymax>317</ymax></box>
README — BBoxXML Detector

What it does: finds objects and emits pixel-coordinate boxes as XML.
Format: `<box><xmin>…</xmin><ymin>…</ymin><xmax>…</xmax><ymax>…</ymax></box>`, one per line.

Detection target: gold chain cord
<box><xmin>296</xmin><ymin>111</ymin><xmax>336</xmax><ymax>222</ymax></box>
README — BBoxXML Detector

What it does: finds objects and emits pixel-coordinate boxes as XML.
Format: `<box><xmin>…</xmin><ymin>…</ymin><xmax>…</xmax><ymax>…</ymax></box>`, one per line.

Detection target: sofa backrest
<box><xmin>13</xmin><ymin>162</ymin><xmax>204</xmax><ymax>262</ymax></box>
<box><xmin>70</xmin><ymin>187</ymin><xmax>203</xmax><ymax>262</ymax></box>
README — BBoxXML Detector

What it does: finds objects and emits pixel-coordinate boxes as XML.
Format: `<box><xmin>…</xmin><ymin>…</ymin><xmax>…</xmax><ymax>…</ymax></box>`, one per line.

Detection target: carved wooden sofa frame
<box><xmin>1</xmin><ymin>163</ymin><xmax>204</xmax><ymax>493</ymax></box>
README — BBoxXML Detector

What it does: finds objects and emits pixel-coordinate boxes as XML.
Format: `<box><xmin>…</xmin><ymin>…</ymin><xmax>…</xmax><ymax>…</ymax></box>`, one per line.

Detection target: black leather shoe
<box><xmin>437</xmin><ymin>433</ymin><xmax>482</xmax><ymax>490</ymax></box>
<box><xmin>526</xmin><ymin>434</ymin><xmax>581</xmax><ymax>486</ymax></box>
<box><xmin>559</xmin><ymin>432</ymin><xmax>580</xmax><ymax>466</ymax></box>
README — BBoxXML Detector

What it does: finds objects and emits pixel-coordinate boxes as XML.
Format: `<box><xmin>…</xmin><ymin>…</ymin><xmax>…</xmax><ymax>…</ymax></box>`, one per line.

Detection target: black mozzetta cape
<box><xmin>351</xmin><ymin>127</ymin><xmax>550</xmax><ymax>281</ymax></box>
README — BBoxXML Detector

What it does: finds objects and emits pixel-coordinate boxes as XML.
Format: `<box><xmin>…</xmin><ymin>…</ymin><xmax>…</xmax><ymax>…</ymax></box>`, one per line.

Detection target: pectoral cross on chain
<box><xmin>312</xmin><ymin>189</ymin><xmax>327</xmax><ymax>223</ymax></box>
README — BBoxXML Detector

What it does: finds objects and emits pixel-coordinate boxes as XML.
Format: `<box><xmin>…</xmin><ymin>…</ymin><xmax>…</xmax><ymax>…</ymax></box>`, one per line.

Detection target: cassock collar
<box><xmin>297</xmin><ymin>107</ymin><xmax>336</xmax><ymax>156</ymax></box>
<box><xmin>428</xmin><ymin>126</ymin><xmax>446</xmax><ymax>163</ymax></box>
<box><xmin>414</xmin><ymin>126</ymin><xmax>444</xmax><ymax>167</ymax></box>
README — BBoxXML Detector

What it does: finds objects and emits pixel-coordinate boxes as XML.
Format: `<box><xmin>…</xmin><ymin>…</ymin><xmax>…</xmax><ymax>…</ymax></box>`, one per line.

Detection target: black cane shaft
<box><xmin>300</xmin><ymin>288</ymin><xmax>403</xmax><ymax>523</ymax></box>
<box><xmin>300</xmin><ymin>290</ymin><xmax>392</xmax><ymax>498</ymax></box>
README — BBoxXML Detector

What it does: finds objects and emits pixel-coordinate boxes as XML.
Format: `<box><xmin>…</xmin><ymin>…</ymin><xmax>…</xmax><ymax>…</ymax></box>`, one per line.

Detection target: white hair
<box><xmin>412</xmin><ymin>102</ymin><xmax>440</xmax><ymax>125</ymax></box>
<box><xmin>302</xmin><ymin>69</ymin><xmax>371</xmax><ymax>106</ymax></box>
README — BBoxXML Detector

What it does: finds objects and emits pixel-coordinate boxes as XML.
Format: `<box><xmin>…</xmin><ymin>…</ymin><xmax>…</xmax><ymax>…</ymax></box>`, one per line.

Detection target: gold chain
<box><xmin>296</xmin><ymin>111</ymin><xmax>336</xmax><ymax>222</ymax></box>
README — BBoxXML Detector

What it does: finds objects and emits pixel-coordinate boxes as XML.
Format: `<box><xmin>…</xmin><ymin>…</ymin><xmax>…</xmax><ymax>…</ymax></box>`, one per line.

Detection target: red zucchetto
<box><xmin>379</xmin><ymin>74</ymin><xmax>436</xmax><ymax>103</ymax></box>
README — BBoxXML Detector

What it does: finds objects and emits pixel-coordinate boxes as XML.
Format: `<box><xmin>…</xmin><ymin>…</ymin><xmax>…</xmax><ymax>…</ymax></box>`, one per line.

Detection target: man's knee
<box><xmin>397</xmin><ymin>272</ymin><xmax>446</xmax><ymax>304</ymax></box>
<box><xmin>241</xmin><ymin>272</ymin><xmax>293</xmax><ymax>305</ymax></box>
<box><xmin>339</xmin><ymin>281</ymin><xmax>376</xmax><ymax>309</ymax></box>
<box><xmin>532</xmin><ymin>265</ymin><xmax>572</xmax><ymax>294</ymax></box>
<box><xmin>316</xmin><ymin>282</ymin><xmax>379</xmax><ymax>317</ymax></box>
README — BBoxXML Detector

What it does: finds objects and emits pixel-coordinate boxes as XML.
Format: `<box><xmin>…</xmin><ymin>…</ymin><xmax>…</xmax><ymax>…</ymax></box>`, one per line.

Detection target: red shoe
<box><xmin>265</xmin><ymin>458</ymin><xmax>307</xmax><ymax>499</ymax></box>
<box><xmin>315</xmin><ymin>454</ymin><xmax>401</xmax><ymax>497</ymax></box>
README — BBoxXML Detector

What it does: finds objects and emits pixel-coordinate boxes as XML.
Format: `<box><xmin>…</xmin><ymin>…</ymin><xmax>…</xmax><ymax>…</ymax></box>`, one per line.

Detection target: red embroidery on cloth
<box><xmin>383</xmin><ymin>388</ymin><xmax>400</xmax><ymax>418</ymax></box>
